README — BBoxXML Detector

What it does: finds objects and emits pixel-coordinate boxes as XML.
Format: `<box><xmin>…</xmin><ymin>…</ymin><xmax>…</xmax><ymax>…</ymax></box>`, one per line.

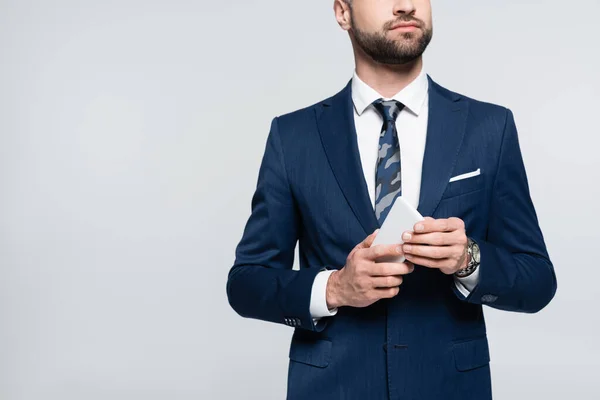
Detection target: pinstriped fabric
<box><xmin>372</xmin><ymin>99</ymin><xmax>405</xmax><ymax>225</ymax></box>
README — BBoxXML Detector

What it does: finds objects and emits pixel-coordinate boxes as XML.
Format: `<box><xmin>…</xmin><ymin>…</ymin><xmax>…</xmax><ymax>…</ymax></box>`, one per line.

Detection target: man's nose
<box><xmin>393</xmin><ymin>0</ymin><xmax>416</xmax><ymax>16</ymax></box>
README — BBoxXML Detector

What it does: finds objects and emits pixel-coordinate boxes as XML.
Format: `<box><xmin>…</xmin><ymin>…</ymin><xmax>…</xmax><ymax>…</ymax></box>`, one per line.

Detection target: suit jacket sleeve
<box><xmin>453</xmin><ymin>108</ymin><xmax>558</xmax><ymax>312</ymax></box>
<box><xmin>226</xmin><ymin>117</ymin><xmax>328</xmax><ymax>332</ymax></box>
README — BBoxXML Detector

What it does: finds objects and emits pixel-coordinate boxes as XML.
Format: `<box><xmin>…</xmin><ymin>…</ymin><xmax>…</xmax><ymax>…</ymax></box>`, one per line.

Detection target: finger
<box><xmin>371</xmin><ymin>275</ymin><xmax>404</xmax><ymax>288</ymax></box>
<box><xmin>402</xmin><ymin>254</ymin><xmax>448</xmax><ymax>269</ymax></box>
<box><xmin>448</xmin><ymin>217</ymin><xmax>465</xmax><ymax>231</ymax></box>
<box><xmin>352</xmin><ymin>229</ymin><xmax>380</xmax><ymax>258</ymax></box>
<box><xmin>414</xmin><ymin>217</ymin><xmax>464</xmax><ymax>234</ymax></box>
<box><xmin>402</xmin><ymin>231</ymin><xmax>456</xmax><ymax>246</ymax></box>
<box><xmin>369</xmin><ymin>261</ymin><xmax>414</xmax><ymax>276</ymax></box>
<box><xmin>364</xmin><ymin>243</ymin><xmax>402</xmax><ymax>261</ymax></box>
<box><xmin>359</xmin><ymin>229</ymin><xmax>380</xmax><ymax>249</ymax></box>
<box><xmin>373</xmin><ymin>286</ymin><xmax>401</xmax><ymax>300</ymax></box>
<box><xmin>403</xmin><ymin>244</ymin><xmax>453</xmax><ymax>259</ymax></box>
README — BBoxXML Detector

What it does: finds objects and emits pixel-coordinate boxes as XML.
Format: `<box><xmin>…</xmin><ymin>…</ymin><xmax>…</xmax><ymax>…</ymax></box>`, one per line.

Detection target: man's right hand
<box><xmin>326</xmin><ymin>229</ymin><xmax>414</xmax><ymax>309</ymax></box>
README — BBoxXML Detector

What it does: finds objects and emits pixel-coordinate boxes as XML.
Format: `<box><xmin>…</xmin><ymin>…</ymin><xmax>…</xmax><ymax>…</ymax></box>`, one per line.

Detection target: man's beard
<box><xmin>350</xmin><ymin>16</ymin><xmax>433</xmax><ymax>65</ymax></box>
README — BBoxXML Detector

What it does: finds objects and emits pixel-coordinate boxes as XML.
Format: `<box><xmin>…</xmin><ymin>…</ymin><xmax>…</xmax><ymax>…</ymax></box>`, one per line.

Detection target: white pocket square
<box><xmin>449</xmin><ymin>168</ymin><xmax>481</xmax><ymax>183</ymax></box>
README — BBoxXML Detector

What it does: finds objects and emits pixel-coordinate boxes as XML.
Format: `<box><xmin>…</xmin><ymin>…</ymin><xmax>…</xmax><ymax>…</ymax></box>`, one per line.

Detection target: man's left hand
<box><xmin>401</xmin><ymin>217</ymin><xmax>468</xmax><ymax>275</ymax></box>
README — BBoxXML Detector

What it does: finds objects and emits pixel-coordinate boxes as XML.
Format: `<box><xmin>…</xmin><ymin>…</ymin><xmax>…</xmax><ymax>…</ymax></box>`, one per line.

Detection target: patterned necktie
<box><xmin>372</xmin><ymin>99</ymin><xmax>405</xmax><ymax>225</ymax></box>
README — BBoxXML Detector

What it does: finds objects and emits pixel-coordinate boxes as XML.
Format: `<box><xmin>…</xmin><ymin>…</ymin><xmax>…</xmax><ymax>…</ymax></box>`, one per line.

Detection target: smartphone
<box><xmin>371</xmin><ymin>196</ymin><xmax>424</xmax><ymax>263</ymax></box>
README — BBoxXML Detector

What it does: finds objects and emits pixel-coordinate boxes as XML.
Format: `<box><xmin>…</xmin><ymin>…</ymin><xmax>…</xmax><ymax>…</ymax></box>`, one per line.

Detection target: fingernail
<box><xmin>415</xmin><ymin>224</ymin><xmax>424</xmax><ymax>232</ymax></box>
<box><xmin>396</xmin><ymin>246</ymin><xmax>403</xmax><ymax>254</ymax></box>
<box><xmin>402</xmin><ymin>232</ymin><xmax>412</xmax><ymax>241</ymax></box>
<box><xmin>404</xmin><ymin>244</ymin><xmax>412</xmax><ymax>252</ymax></box>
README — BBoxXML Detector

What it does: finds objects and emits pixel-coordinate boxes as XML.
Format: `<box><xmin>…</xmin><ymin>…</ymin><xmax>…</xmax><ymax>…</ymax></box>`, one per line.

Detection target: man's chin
<box><xmin>389</xmin><ymin>45</ymin><xmax>423</xmax><ymax>60</ymax></box>
<box><xmin>387</xmin><ymin>33</ymin><xmax>421</xmax><ymax>45</ymax></box>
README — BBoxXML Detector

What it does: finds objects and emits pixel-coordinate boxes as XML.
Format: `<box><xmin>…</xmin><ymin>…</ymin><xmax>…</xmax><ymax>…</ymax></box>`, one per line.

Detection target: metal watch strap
<box><xmin>455</xmin><ymin>237</ymin><xmax>479</xmax><ymax>278</ymax></box>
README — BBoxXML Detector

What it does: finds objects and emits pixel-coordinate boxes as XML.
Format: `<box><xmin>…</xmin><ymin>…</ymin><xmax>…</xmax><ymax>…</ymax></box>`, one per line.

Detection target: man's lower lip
<box><xmin>392</xmin><ymin>26</ymin><xmax>418</xmax><ymax>31</ymax></box>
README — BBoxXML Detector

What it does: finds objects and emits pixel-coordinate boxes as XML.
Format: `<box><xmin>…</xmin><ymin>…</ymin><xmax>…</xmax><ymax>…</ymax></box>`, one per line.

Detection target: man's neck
<box><xmin>354</xmin><ymin>55</ymin><xmax>423</xmax><ymax>99</ymax></box>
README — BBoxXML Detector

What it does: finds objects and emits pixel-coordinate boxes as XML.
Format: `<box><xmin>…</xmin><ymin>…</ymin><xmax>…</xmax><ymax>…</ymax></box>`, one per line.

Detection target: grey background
<box><xmin>1</xmin><ymin>0</ymin><xmax>598</xmax><ymax>399</ymax></box>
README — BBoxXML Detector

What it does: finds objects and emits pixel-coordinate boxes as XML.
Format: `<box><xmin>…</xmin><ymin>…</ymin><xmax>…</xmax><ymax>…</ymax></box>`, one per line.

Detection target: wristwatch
<box><xmin>454</xmin><ymin>237</ymin><xmax>480</xmax><ymax>278</ymax></box>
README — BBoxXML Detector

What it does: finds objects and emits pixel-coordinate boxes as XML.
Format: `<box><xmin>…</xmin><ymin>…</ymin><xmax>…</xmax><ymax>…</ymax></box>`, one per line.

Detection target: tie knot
<box><xmin>372</xmin><ymin>99</ymin><xmax>404</xmax><ymax>124</ymax></box>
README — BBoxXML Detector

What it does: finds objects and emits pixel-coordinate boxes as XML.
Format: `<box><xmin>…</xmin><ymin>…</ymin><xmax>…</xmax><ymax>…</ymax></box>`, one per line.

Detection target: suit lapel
<box><xmin>316</xmin><ymin>75</ymin><xmax>469</xmax><ymax>235</ymax></box>
<box><xmin>417</xmin><ymin>76</ymin><xmax>469</xmax><ymax>217</ymax></box>
<box><xmin>316</xmin><ymin>81</ymin><xmax>380</xmax><ymax>236</ymax></box>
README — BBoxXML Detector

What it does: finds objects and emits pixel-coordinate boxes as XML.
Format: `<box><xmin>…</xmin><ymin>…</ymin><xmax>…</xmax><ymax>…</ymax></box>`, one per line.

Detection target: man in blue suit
<box><xmin>226</xmin><ymin>0</ymin><xmax>557</xmax><ymax>398</ymax></box>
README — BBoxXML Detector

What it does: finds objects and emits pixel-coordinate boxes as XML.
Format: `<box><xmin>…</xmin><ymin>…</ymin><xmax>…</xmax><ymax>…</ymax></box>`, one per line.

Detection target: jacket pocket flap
<box><xmin>452</xmin><ymin>337</ymin><xmax>490</xmax><ymax>371</ymax></box>
<box><xmin>442</xmin><ymin>171</ymin><xmax>483</xmax><ymax>200</ymax></box>
<box><xmin>289</xmin><ymin>338</ymin><xmax>332</xmax><ymax>368</ymax></box>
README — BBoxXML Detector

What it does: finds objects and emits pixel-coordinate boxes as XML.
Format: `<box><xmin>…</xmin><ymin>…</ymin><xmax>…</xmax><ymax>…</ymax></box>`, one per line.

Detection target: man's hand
<box><xmin>401</xmin><ymin>217</ymin><xmax>469</xmax><ymax>275</ymax></box>
<box><xmin>326</xmin><ymin>229</ymin><xmax>415</xmax><ymax>309</ymax></box>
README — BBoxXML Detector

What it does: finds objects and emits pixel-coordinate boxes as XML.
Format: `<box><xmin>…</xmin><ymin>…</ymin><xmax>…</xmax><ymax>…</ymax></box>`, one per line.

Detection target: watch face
<box><xmin>473</xmin><ymin>242</ymin><xmax>481</xmax><ymax>264</ymax></box>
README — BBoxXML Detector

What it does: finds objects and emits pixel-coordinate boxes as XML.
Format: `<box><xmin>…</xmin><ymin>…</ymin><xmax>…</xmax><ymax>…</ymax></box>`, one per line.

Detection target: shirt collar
<box><xmin>351</xmin><ymin>67</ymin><xmax>429</xmax><ymax>116</ymax></box>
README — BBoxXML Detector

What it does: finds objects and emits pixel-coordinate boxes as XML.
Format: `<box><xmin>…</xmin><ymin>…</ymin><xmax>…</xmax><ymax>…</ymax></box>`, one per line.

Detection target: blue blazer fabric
<box><xmin>226</xmin><ymin>75</ymin><xmax>557</xmax><ymax>400</ymax></box>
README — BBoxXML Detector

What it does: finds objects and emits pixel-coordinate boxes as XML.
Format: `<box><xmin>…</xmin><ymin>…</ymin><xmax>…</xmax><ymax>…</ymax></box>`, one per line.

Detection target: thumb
<box><xmin>362</xmin><ymin>228</ymin><xmax>379</xmax><ymax>248</ymax></box>
<box><xmin>350</xmin><ymin>229</ymin><xmax>379</xmax><ymax>258</ymax></box>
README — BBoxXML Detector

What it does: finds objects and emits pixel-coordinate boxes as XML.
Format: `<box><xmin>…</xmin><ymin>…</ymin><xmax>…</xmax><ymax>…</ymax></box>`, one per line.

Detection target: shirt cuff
<box><xmin>454</xmin><ymin>266</ymin><xmax>480</xmax><ymax>297</ymax></box>
<box><xmin>310</xmin><ymin>270</ymin><xmax>339</xmax><ymax>321</ymax></box>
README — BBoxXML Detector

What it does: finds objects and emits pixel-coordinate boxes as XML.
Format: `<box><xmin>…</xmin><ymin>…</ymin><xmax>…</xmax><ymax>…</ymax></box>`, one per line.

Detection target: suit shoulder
<box><xmin>263</xmin><ymin>89</ymin><xmax>339</xmax><ymax>149</ymax></box>
<box><xmin>273</xmin><ymin>81</ymin><xmax>350</xmax><ymax>129</ymax></box>
<box><xmin>434</xmin><ymin>80</ymin><xmax>510</xmax><ymax>122</ymax></box>
<box><xmin>464</xmin><ymin>94</ymin><xmax>510</xmax><ymax>121</ymax></box>
<box><xmin>274</xmin><ymin>95</ymin><xmax>333</xmax><ymax>127</ymax></box>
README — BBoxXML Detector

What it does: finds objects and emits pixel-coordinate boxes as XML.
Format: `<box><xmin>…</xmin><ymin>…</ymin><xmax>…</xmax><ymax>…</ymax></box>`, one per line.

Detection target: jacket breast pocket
<box><xmin>452</xmin><ymin>336</ymin><xmax>490</xmax><ymax>371</ymax></box>
<box><xmin>289</xmin><ymin>337</ymin><xmax>332</xmax><ymax>368</ymax></box>
<box><xmin>442</xmin><ymin>171</ymin><xmax>483</xmax><ymax>200</ymax></box>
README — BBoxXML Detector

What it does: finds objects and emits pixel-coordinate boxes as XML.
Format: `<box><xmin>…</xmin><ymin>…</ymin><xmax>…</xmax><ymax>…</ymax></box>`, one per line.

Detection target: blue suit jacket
<box><xmin>226</xmin><ymin>75</ymin><xmax>557</xmax><ymax>400</ymax></box>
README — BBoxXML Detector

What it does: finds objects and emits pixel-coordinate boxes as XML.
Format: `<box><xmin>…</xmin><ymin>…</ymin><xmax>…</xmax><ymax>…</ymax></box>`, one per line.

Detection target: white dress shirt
<box><xmin>310</xmin><ymin>67</ymin><xmax>480</xmax><ymax>324</ymax></box>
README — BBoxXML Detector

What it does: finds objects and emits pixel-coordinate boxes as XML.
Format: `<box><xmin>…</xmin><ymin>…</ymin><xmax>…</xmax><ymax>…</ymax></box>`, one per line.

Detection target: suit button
<box><xmin>481</xmin><ymin>294</ymin><xmax>498</xmax><ymax>303</ymax></box>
